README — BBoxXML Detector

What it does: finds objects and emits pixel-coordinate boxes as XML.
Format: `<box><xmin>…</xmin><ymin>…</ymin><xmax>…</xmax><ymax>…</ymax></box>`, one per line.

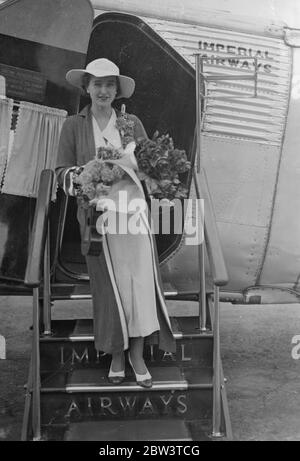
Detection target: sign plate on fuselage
<box><xmin>0</xmin><ymin>63</ymin><xmax>46</xmax><ymax>103</ymax></box>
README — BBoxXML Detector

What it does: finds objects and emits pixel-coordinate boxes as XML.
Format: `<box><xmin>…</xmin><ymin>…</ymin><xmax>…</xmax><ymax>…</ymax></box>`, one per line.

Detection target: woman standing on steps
<box><xmin>56</xmin><ymin>58</ymin><xmax>175</xmax><ymax>388</ymax></box>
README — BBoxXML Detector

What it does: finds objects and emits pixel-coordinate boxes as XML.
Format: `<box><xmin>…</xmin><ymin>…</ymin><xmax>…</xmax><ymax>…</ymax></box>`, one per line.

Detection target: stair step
<box><xmin>63</xmin><ymin>419</ymin><xmax>193</xmax><ymax>441</ymax></box>
<box><xmin>40</xmin><ymin>341</ymin><xmax>213</xmax><ymax>371</ymax></box>
<box><xmin>41</xmin><ymin>419</ymin><xmax>213</xmax><ymax>441</ymax></box>
<box><xmin>47</xmin><ymin>283</ymin><xmax>204</xmax><ymax>302</ymax></box>
<box><xmin>40</xmin><ymin>317</ymin><xmax>213</xmax><ymax>341</ymax></box>
<box><xmin>41</xmin><ymin>391</ymin><xmax>213</xmax><ymax>424</ymax></box>
<box><xmin>41</xmin><ymin>366</ymin><xmax>212</xmax><ymax>392</ymax></box>
<box><xmin>40</xmin><ymin>317</ymin><xmax>213</xmax><ymax>372</ymax></box>
<box><xmin>40</xmin><ymin>366</ymin><xmax>213</xmax><ymax>424</ymax></box>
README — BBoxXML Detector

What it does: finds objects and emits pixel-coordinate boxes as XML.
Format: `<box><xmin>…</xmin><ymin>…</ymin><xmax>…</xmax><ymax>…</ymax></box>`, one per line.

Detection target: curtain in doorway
<box><xmin>2</xmin><ymin>101</ymin><xmax>67</xmax><ymax>199</ymax></box>
<box><xmin>0</xmin><ymin>98</ymin><xmax>13</xmax><ymax>187</ymax></box>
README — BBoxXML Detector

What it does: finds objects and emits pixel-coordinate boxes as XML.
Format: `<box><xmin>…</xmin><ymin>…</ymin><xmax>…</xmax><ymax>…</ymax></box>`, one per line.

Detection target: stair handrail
<box><xmin>197</xmin><ymin>168</ymin><xmax>228</xmax><ymax>287</ymax></box>
<box><xmin>24</xmin><ymin>168</ymin><xmax>53</xmax><ymax>440</ymax></box>
<box><xmin>193</xmin><ymin>166</ymin><xmax>228</xmax><ymax>438</ymax></box>
<box><xmin>24</xmin><ymin>169</ymin><xmax>54</xmax><ymax>288</ymax></box>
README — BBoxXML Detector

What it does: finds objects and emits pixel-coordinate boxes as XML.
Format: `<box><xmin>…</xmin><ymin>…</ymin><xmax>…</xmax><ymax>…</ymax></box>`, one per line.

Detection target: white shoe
<box><xmin>108</xmin><ymin>360</ymin><xmax>125</xmax><ymax>384</ymax></box>
<box><xmin>128</xmin><ymin>353</ymin><xmax>152</xmax><ymax>388</ymax></box>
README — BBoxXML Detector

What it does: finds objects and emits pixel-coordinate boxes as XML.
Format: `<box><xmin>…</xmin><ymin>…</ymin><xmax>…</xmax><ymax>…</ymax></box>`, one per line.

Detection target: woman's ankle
<box><xmin>111</xmin><ymin>352</ymin><xmax>125</xmax><ymax>369</ymax></box>
<box><xmin>128</xmin><ymin>351</ymin><xmax>147</xmax><ymax>374</ymax></box>
<box><xmin>112</xmin><ymin>351</ymin><xmax>124</xmax><ymax>360</ymax></box>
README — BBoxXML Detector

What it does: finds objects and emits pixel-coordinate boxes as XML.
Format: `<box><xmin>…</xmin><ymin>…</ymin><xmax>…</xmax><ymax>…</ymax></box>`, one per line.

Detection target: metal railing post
<box><xmin>198</xmin><ymin>244</ymin><xmax>207</xmax><ymax>331</ymax></box>
<box><xmin>32</xmin><ymin>287</ymin><xmax>41</xmax><ymax>440</ymax></box>
<box><xmin>194</xmin><ymin>55</ymin><xmax>207</xmax><ymax>331</ymax></box>
<box><xmin>43</xmin><ymin>223</ymin><xmax>52</xmax><ymax>336</ymax></box>
<box><xmin>194</xmin><ymin>170</ymin><xmax>207</xmax><ymax>331</ymax></box>
<box><xmin>212</xmin><ymin>284</ymin><xmax>223</xmax><ymax>437</ymax></box>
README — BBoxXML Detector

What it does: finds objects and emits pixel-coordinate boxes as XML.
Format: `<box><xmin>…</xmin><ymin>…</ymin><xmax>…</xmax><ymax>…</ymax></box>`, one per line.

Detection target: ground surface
<box><xmin>0</xmin><ymin>296</ymin><xmax>299</xmax><ymax>441</ymax></box>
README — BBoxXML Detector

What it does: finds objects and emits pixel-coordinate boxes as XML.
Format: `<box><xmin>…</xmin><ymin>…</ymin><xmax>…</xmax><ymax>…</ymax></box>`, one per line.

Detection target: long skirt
<box><xmin>86</xmin><ymin>247</ymin><xmax>175</xmax><ymax>354</ymax></box>
<box><xmin>105</xmin><ymin>224</ymin><xmax>160</xmax><ymax>338</ymax></box>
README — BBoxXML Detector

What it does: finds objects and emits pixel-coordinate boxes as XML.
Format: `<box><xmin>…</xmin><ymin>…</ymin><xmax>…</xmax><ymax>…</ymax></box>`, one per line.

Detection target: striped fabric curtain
<box><xmin>0</xmin><ymin>98</ymin><xmax>13</xmax><ymax>187</ymax></box>
<box><xmin>2</xmin><ymin>101</ymin><xmax>67</xmax><ymax>199</ymax></box>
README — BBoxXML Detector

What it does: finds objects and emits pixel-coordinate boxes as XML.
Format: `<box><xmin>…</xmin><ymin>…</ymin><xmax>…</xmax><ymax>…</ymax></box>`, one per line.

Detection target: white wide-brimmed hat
<box><xmin>66</xmin><ymin>58</ymin><xmax>135</xmax><ymax>99</ymax></box>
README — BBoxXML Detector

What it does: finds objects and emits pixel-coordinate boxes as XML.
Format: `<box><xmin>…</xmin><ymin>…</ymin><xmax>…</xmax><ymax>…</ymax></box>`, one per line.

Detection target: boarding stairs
<box><xmin>21</xmin><ymin>166</ymin><xmax>231</xmax><ymax>441</ymax></box>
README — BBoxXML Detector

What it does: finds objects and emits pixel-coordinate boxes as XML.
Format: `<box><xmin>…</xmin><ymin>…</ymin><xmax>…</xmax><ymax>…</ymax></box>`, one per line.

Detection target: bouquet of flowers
<box><xmin>134</xmin><ymin>132</ymin><xmax>191</xmax><ymax>201</ymax></box>
<box><xmin>73</xmin><ymin>146</ymin><xmax>125</xmax><ymax>209</ymax></box>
